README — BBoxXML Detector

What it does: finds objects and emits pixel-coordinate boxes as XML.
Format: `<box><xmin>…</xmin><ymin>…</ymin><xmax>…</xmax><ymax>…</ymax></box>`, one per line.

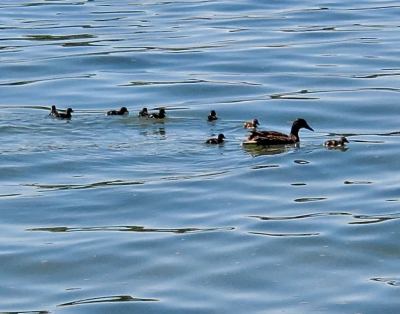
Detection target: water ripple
<box><xmin>27</xmin><ymin>225</ymin><xmax>235</xmax><ymax>234</ymax></box>
<box><xmin>24</xmin><ymin>180</ymin><xmax>144</xmax><ymax>191</ymax></box>
<box><xmin>58</xmin><ymin>295</ymin><xmax>158</xmax><ymax>307</ymax></box>
<box><xmin>248</xmin><ymin>231</ymin><xmax>319</xmax><ymax>237</ymax></box>
<box><xmin>294</xmin><ymin>197</ymin><xmax>327</xmax><ymax>202</ymax></box>
<box><xmin>350</xmin><ymin>213</ymin><xmax>400</xmax><ymax>225</ymax></box>
<box><xmin>0</xmin><ymin>311</ymin><xmax>49</xmax><ymax>314</ymax></box>
<box><xmin>371</xmin><ymin>277</ymin><xmax>400</xmax><ymax>287</ymax></box>
<box><xmin>249</xmin><ymin>212</ymin><xmax>351</xmax><ymax>221</ymax></box>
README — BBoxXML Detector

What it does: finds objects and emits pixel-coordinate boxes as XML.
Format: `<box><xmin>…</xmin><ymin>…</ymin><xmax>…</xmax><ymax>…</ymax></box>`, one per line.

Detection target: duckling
<box><xmin>245</xmin><ymin>118</ymin><xmax>313</xmax><ymax>145</ymax></box>
<box><xmin>324</xmin><ymin>136</ymin><xmax>349</xmax><ymax>147</ymax></box>
<box><xmin>49</xmin><ymin>105</ymin><xmax>58</xmax><ymax>116</ymax></box>
<box><xmin>205</xmin><ymin>133</ymin><xmax>226</xmax><ymax>144</ymax></box>
<box><xmin>206</xmin><ymin>110</ymin><xmax>218</xmax><ymax>122</ymax></box>
<box><xmin>55</xmin><ymin>108</ymin><xmax>74</xmax><ymax>120</ymax></box>
<box><xmin>244</xmin><ymin>119</ymin><xmax>260</xmax><ymax>129</ymax></box>
<box><xmin>106</xmin><ymin>107</ymin><xmax>129</xmax><ymax>116</ymax></box>
<box><xmin>138</xmin><ymin>107</ymin><xmax>148</xmax><ymax>117</ymax></box>
<box><xmin>148</xmin><ymin>108</ymin><xmax>166</xmax><ymax>119</ymax></box>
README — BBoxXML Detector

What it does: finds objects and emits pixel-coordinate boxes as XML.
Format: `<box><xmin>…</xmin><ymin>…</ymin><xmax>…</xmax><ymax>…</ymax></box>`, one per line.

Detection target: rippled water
<box><xmin>2</xmin><ymin>1</ymin><xmax>400</xmax><ymax>313</ymax></box>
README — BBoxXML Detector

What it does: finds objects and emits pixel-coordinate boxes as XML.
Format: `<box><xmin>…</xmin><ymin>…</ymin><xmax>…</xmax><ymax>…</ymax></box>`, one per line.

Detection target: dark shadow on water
<box><xmin>294</xmin><ymin>159</ymin><xmax>310</xmax><ymax>164</ymax></box>
<box><xmin>62</xmin><ymin>41</ymin><xmax>96</xmax><ymax>47</ymax></box>
<box><xmin>23</xmin><ymin>171</ymin><xmax>231</xmax><ymax>194</ymax></box>
<box><xmin>294</xmin><ymin>197</ymin><xmax>327</xmax><ymax>202</ymax></box>
<box><xmin>371</xmin><ymin>277</ymin><xmax>400</xmax><ymax>287</ymax></box>
<box><xmin>24</xmin><ymin>34</ymin><xmax>96</xmax><ymax>41</ymax></box>
<box><xmin>248</xmin><ymin>231</ymin><xmax>319</xmax><ymax>237</ymax></box>
<box><xmin>58</xmin><ymin>295</ymin><xmax>158</xmax><ymax>307</ymax></box>
<box><xmin>270</xmin><ymin>89</ymin><xmax>320</xmax><ymax>100</ymax></box>
<box><xmin>0</xmin><ymin>74</ymin><xmax>96</xmax><ymax>87</ymax></box>
<box><xmin>0</xmin><ymin>193</ymin><xmax>22</xmax><ymax>198</ymax></box>
<box><xmin>248</xmin><ymin>212</ymin><xmax>351</xmax><ymax>221</ymax></box>
<box><xmin>353</xmin><ymin>139</ymin><xmax>385</xmax><ymax>143</ymax></box>
<box><xmin>350</xmin><ymin>213</ymin><xmax>400</xmax><ymax>225</ymax></box>
<box><xmin>121</xmin><ymin>79</ymin><xmax>206</xmax><ymax>87</ymax></box>
<box><xmin>0</xmin><ymin>311</ymin><xmax>49</xmax><ymax>314</ymax></box>
<box><xmin>24</xmin><ymin>180</ymin><xmax>144</xmax><ymax>191</ymax></box>
<box><xmin>162</xmin><ymin>170</ymin><xmax>230</xmax><ymax>181</ymax></box>
<box><xmin>26</xmin><ymin>225</ymin><xmax>235</xmax><ymax>234</ymax></box>
<box><xmin>344</xmin><ymin>180</ymin><xmax>373</xmax><ymax>185</ymax></box>
<box><xmin>252</xmin><ymin>165</ymin><xmax>279</xmax><ymax>170</ymax></box>
<box><xmin>249</xmin><ymin>211</ymin><xmax>400</xmax><ymax>225</ymax></box>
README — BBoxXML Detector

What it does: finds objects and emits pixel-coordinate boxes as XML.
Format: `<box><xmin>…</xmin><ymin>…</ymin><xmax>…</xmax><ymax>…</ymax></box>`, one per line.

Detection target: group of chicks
<box><xmin>49</xmin><ymin>105</ymin><xmax>348</xmax><ymax>147</ymax></box>
<box><xmin>204</xmin><ymin>110</ymin><xmax>349</xmax><ymax>147</ymax></box>
<box><xmin>49</xmin><ymin>105</ymin><xmax>165</xmax><ymax>119</ymax></box>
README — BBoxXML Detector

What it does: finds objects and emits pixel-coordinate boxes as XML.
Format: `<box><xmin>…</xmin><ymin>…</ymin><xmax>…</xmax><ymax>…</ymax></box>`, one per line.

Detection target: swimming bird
<box><xmin>205</xmin><ymin>133</ymin><xmax>226</xmax><ymax>144</ymax></box>
<box><xmin>55</xmin><ymin>108</ymin><xmax>74</xmax><ymax>120</ymax></box>
<box><xmin>49</xmin><ymin>105</ymin><xmax>58</xmax><ymax>116</ymax></box>
<box><xmin>324</xmin><ymin>136</ymin><xmax>349</xmax><ymax>147</ymax></box>
<box><xmin>138</xmin><ymin>107</ymin><xmax>148</xmax><ymax>117</ymax></box>
<box><xmin>207</xmin><ymin>110</ymin><xmax>218</xmax><ymax>122</ymax></box>
<box><xmin>244</xmin><ymin>119</ymin><xmax>260</xmax><ymax>129</ymax></box>
<box><xmin>245</xmin><ymin>118</ymin><xmax>313</xmax><ymax>145</ymax></box>
<box><xmin>148</xmin><ymin>108</ymin><xmax>166</xmax><ymax>119</ymax></box>
<box><xmin>106</xmin><ymin>107</ymin><xmax>129</xmax><ymax>116</ymax></box>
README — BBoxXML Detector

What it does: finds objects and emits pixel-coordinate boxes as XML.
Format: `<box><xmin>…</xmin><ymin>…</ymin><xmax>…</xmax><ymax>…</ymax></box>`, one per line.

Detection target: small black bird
<box><xmin>55</xmin><ymin>108</ymin><xmax>74</xmax><ymax>120</ymax></box>
<box><xmin>207</xmin><ymin>110</ymin><xmax>218</xmax><ymax>122</ymax></box>
<box><xmin>106</xmin><ymin>107</ymin><xmax>129</xmax><ymax>116</ymax></box>
<box><xmin>138</xmin><ymin>107</ymin><xmax>148</xmax><ymax>117</ymax></box>
<box><xmin>205</xmin><ymin>133</ymin><xmax>226</xmax><ymax>144</ymax></box>
<box><xmin>148</xmin><ymin>108</ymin><xmax>166</xmax><ymax>119</ymax></box>
<box><xmin>49</xmin><ymin>105</ymin><xmax>58</xmax><ymax>116</ymax></box>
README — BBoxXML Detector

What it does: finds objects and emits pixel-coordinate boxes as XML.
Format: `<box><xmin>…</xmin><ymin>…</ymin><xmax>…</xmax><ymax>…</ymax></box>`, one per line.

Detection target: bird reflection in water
<box><xmin>324</xmin><ymin>145</ymin><xmax>349</xmax><ymax>152</ymax></box>
<box><xmin>242</xmin><ymin>142</ymin><xmax>299</xmax><ymax>157</ymax></box>
<box><xmin>140</xmin><ymin>126</ymin><xmax>166</xmax><ymax>139</ymax></box>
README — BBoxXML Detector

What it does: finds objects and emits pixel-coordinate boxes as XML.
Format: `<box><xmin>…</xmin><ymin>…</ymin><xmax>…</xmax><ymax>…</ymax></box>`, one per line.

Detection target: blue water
<box><xmin>2</xmin><ymin>1</ymin><xmax>400</xmax><ymax>313</ymax></box>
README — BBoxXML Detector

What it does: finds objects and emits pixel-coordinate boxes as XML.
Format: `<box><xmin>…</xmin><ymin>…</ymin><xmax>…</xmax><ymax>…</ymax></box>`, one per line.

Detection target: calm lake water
<box><xmin>2</xmin><ymin>0</ymin><xmax>400</xmax><ymax>313</ymax></box>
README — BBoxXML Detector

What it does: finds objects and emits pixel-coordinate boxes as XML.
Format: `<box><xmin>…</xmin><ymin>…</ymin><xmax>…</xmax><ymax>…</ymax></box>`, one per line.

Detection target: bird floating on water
<box><xmin>324</xmin><ymin>136</ymin><xmax>349</xmax><ymax>147</ymax></box>
<box><xmin>244</xmin><ymin>119</ymin><xmax>260</xmax><ymax>129</ymax></box>
<box><xmin>54</xmin><ymin>108</ymin><xmax>74</xmax><ymax>120</ymax></box>
<box><xmin>205</xmin><ymin>133</ymin><xmax>226</xmax><ymax>144</ymax></box>
<box><xmin>106</xmin><ymin>107</ymin><xmax>129</xmax><ymax>116</ymax></box>
<box><xmin>207</xmin><ymin>110</ymin><xmax>218</xmax><ymax>122</ymax></box>
<box><xmin>148</xmin><ymin>108</ymin><xmax>166</xmax><ymax>119</ymax></box>
<box><xmin>244</xmin><ymin>118</ymin><xmax>314</xmax><ymax>145</ymax></box>
<box><xmin>49</xmin><ymin>105</ymin><xmax>58</xmax><ymax>116</ymax></box>
<box><xmin>138</xmin><ymin>107</ymin><xmax>148</xmax><ymax>117</ymax></box>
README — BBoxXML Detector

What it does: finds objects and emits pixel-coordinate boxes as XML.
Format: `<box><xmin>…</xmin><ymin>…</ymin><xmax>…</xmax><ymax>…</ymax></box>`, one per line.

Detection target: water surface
<box><xmin>1</xmin><ymin>1</ymin><xmax>400</xmax><ymax>313</ymax></box>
